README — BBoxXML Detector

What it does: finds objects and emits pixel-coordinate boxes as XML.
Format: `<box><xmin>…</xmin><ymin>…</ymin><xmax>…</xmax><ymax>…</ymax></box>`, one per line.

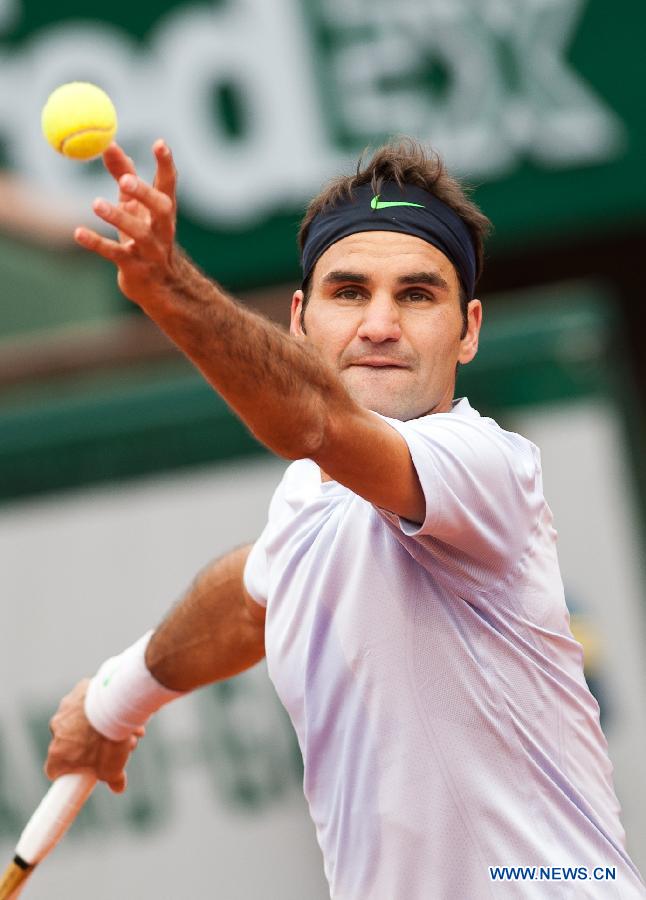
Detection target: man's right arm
<box><xmin>46</xmin><ymin>543</ymin><xmax>264</xmax><ymax>791</ymax></box>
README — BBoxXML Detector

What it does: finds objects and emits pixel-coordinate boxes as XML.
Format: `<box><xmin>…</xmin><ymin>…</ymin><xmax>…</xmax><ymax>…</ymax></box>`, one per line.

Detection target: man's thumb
<box><xmin>109</xmin><ymin>772</ymin><xmax>127</xmax><ymax>794</ymax></box>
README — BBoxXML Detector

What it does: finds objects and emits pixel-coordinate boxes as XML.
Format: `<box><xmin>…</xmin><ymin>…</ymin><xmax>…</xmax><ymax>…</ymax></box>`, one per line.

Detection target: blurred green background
<box><xmin>0</xmin><ymin>0</ymin><xmax>644</xmax><ymax>893</ymax></box>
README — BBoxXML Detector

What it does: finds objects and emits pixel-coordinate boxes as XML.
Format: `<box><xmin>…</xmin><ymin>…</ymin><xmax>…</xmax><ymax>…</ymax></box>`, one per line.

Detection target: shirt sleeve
<box><xmin>243</xmin><ymin>527</ymin><xmax>270</xmax><ymax>608</ymax></box>
<box><xmin>242</xmin><ymin>470</ymin><xmax>290</xmax><ymax>608</ymax></box>
<box><xmin>377</xmin><ymin>411</ymin><xmax>543</xmax><ymax>572</ymax></box>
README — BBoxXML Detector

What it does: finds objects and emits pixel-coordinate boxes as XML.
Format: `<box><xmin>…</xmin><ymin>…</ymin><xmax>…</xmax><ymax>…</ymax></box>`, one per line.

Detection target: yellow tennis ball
<box><xmin>41</xmin><ymin>82</ymin><xmax>117</xmax><ymax>161</ymax></box>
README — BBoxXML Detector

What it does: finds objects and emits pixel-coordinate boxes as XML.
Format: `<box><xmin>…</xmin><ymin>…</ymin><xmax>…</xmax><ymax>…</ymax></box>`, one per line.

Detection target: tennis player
<box><xmin>46</xmin><ymin>138</ymin><xmax>645</xmax><ymax>898</ymax></box>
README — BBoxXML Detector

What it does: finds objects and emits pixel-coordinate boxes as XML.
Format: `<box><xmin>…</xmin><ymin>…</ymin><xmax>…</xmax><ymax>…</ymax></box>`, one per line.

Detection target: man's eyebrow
<box><xmin>321</xmin><ymin>270</ymin><xmax>370</xmax><ymax>286</ymax></box>
<box><xmin>396</xmin><ymin>272</ymin><xmax>450</xmax><ymax>291</ymax></box>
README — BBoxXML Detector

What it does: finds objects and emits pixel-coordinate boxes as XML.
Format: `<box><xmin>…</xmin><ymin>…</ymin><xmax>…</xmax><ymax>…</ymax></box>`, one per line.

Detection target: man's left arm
<box><xmin>78</xmin><ymin>141</ymin><xmax>424</xmax><ymax>522</ymax></box>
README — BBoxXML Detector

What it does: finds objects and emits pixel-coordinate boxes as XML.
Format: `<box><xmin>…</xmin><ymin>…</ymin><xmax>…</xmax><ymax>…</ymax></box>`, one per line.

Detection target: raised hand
<box><xmin>75</xmin><ymin>139</ymin><xmax>180</xmax><ymax>309</ymax></box>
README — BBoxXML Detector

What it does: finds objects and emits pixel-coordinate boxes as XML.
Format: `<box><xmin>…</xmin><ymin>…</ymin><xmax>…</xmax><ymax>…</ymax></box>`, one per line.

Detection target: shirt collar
<box><xmin>449</xmin><ymin>397</ymin><xmax>480</xmax><ymax>418</ymax></box>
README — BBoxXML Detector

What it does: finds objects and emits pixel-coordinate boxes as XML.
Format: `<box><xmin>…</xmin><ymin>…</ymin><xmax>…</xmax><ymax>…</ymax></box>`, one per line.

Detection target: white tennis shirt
<box><xmin>243</xmin><ymin>398</ymin><xmax>645</xmax><ymax>899</ymax></box>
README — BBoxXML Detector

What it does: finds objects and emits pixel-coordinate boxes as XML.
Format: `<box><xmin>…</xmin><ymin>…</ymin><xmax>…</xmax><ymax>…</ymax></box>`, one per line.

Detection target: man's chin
<box><xmin>342</xmin><ymin>377</ymin><xmax>427</xmax><ymax>422</ymax></box>
<box><xmin>339</xmin><ymin>363</ymin><xmax>453</xmax><ymax>418</ymax></box>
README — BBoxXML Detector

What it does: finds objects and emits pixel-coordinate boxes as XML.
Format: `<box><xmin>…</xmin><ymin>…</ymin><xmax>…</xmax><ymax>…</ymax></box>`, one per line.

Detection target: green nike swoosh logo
<box><xmin>371</xmin><ymin>195</ymin><xmax>425</xmax><ymax>210</ymax></box>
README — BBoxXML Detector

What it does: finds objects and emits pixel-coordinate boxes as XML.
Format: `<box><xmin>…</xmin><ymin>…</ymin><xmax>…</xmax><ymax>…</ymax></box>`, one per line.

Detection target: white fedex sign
<box><xmin>0</xmin><ymin>0</ymin><xmax>624</xmax><ymax>228</ymax></box>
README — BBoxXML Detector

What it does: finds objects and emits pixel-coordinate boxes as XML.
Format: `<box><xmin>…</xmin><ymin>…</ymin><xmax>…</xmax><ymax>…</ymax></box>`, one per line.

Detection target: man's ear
<box><xmin>458</xmin><ymin>299</ymin><xmax>482</xmax><ymax>365</ymax></box>
<box><xmin>291</xmin><ymin>289</ymin><xmax>306</xmax><ymax>337</ymax></box>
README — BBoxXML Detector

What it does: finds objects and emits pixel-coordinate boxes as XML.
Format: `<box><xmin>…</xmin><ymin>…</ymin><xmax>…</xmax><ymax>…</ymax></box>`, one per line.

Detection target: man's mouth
<box><xmin>349</xmin><ymin>358</ymin><xmax>409</xmax><ymax>368</ymax></box>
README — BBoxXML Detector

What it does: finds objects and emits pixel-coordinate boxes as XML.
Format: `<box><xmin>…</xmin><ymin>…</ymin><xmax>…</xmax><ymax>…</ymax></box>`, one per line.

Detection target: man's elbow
<box><xmin>255</xmin><ymin>404</ymin><xmax>329</xmax><ymax>461</ymax></box>
<box><xmin>277</xmin><ymin>425</ymin><xmax>327</xmax><ymax>461</ymax></box>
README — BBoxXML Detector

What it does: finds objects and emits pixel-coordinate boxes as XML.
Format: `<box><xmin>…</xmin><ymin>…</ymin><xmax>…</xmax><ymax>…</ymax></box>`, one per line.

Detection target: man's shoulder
<box><xmin>388</xmin><ymin>398</ymin><xmax>541</xmax><ymax>490</ymax></box>
<box><xmin>400</xmin><ymin>397</ymin><xmax>537</xmax><ymax>455</ymax></box>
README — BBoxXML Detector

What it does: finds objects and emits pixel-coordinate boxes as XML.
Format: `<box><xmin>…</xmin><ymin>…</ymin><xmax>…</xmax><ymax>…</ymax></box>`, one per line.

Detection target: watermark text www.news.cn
<box><xmin>489</xmin><ymin>866</ymin><xmax>617</xmax><ymax>882</ymax></box>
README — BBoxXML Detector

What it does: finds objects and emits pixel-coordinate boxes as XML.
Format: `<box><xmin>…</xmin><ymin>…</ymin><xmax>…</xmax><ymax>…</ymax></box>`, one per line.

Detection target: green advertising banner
<box><xmin>0</xmin><ymin>0</ymin><xmax>644</xmax><ymax>290</ymax></box>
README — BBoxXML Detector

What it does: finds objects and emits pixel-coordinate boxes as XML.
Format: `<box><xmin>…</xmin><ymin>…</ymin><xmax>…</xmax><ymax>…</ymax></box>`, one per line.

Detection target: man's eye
<box><xmin>336</xmin><ymin>289</ymin><xmax>363</xmax><ymax>300</ymax></box>
<box><xmin>404</xmin><ymin>291</ymin><xmax>432</xmax><ymax>302</ymax></box>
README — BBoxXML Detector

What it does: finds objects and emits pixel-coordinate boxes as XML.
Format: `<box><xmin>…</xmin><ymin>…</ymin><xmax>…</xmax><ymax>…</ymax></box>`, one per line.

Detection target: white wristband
<box><xmin>84</xmin><ymin>631</ymin><xmax>183</xmax><ymax>741</ymax></box>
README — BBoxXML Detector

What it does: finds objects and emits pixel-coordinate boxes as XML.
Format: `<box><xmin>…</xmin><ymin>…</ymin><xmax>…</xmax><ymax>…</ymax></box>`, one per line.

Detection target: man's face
<box><xmin>290</xmin><ymin>231</ymin><xmax>482</xmax><ymax>420</ymax></box>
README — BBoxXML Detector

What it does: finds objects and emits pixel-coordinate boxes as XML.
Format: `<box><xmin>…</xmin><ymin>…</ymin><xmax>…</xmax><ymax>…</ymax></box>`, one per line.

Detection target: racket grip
<box><xmin>15</xmin><ymin>773</ymin><xmax>96</xmax><ymax>866</ymax></box>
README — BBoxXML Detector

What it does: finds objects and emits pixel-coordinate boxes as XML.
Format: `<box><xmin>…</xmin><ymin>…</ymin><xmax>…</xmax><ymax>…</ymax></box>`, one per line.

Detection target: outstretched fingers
<box><xmin>102</xmin><ymin>143</ymin><xmax>149</xmax><ymax>240</ymax></box>
<box><xmin>78</xmin><ymin>140</ymin><xmax>177</xmax><ymax>285</ymax></box>
<box><xmin>74</xmin><ymin>226</ymin><xmax>133</xmax><ymax>263</ymax></box>
<box><xmin>92</xmin><ymin>196</ymin><xmax>153</xmax><ymax>243</ymax></box>
<box><xmin>103</xmin><ymin>142</ymin><xmax>137</xmax><ymax>185</ymax></box>
<box><xmin>119</xmin><ymin>173</ymin><xmax>175</xmax><ymax>243</ymax></box>
<box><xmin>152</xmin><ymin>139</ymin><xmax>177</xmax><ymax>206</ymax></box>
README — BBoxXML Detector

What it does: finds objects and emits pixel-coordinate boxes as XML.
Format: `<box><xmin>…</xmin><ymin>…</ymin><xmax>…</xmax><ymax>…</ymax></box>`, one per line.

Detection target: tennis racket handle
<box><xmin>7</xmin><ymin>881</ymin><xmax>26</xmax><ymax>899</ymax></box>
<box><xmin>15</xmin><ymin>773</ymin><xmax>96</xmax><ymax>866</ymax></box>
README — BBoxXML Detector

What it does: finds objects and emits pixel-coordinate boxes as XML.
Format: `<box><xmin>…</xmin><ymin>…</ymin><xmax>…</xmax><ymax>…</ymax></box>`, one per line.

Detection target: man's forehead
<box><xmin>313</xmin><ymin>231</ymin><xmax>458</xmax><ymax>286</ymax></box>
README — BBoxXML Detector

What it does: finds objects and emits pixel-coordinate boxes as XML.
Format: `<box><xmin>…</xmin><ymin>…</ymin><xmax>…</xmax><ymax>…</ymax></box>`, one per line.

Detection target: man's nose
<box><xmin>356</xmin><ymin>295</ymin><xmax>402</xmax><ymax>343</ymax></box>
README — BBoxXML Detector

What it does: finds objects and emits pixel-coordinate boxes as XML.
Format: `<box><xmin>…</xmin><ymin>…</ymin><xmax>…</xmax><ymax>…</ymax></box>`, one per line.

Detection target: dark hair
<box><xmin>298</xmin><ymin>138</ymin><xmax>492</xmax><ymax>336</ymax></box>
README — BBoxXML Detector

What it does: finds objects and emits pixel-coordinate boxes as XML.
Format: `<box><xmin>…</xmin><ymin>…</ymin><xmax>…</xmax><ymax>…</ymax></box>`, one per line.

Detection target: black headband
<box><xmin>301</xmin><ymin>182</ymin><xmax>477</xmax><ymax>300</ymax></box>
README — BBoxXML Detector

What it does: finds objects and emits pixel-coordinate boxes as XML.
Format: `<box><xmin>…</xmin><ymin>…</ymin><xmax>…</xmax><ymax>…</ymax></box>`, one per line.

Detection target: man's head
<box><xmin>291</xmin><ymin>139</ymin><xmax>491</xmax><ymax>421</ymax></box>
